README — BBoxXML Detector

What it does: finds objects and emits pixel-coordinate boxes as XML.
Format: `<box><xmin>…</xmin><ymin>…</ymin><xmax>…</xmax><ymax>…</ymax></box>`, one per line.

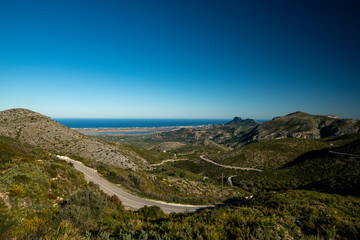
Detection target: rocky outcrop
<box><xmin>0</xmin><ymin>108</ymin><xmax>148</xmax><ymax>170</ymax></box>
<box><xmin>226</xmin><ymin>117</ymin><xmax>259</xmax><ymax>127</ymax></box>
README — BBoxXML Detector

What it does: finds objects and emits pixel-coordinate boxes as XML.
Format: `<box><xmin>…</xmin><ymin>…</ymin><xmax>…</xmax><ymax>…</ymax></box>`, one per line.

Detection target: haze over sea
<box><xmin>54</xmin><ymin>118</ymin><xmax>268</xmax><ymax>129</ymax></box>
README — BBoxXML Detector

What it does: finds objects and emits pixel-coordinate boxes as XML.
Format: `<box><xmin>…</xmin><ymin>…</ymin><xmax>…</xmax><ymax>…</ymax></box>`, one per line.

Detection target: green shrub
<box><xmin>9</xmin><ymin>185</ymin><xmax>25</xmax><ymax>197</ymax></box>
<box><xmin>45</xmin><ymin>220</ymin><xmax>85</xmax><ymax>240</ymax></box>
<box><xmin>109</xmin><ymin>195</ymin><xmax>123</xmax><ymax>209</ymax></box>
<box><xmin>22</xmin><ymin>216</ymin><xmax>46</xmax><ymax>239</ymax></box>
<box><xmin>137</xmin><ymin>205</ymin><xmax>164</xmax><ymax>220</ymax></box>
<box><xmin>0</xmin><ymin>202</ymin><xmax>16</xmax><ymax>239</ymax></box>
<box><xmin>128</xmin><ymin>174</ymin><xmax>141</xmax><ymax>187</ymax></box>
<box><xmin>13</xmin><ymin>174</ymin><xmax>30</xmax><ymax>184</ymax></box>
<box><xmin>59</xmin><ymin>189</ymin><xmax>107</xmax><ymax>231</ymax></box>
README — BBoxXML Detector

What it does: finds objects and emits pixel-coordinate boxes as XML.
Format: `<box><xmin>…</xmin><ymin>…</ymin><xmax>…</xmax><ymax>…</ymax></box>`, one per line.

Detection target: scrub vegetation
<box><xmin>1</xmin><ymin>109</ymin><xmax>360</xmax><ymax>239</ymax></box>
<box><xmin>2</xmin><ymin>134</ymin><xmax>359</xmax><ymax>239</ymax></box>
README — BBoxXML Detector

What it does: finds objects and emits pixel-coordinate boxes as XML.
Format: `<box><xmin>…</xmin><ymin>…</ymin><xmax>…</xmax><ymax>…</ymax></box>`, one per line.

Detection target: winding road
<box><xmin>199</xmin><ymin>155</ymin><xmax>263</xmax><ymax>172</ymax></box>
<box><xmin>329</xmin><ymin>150</ymin><xmax>360</xmax><ymax>158</ymax></box>
<box><xmin>57</xmin><ymin>155</ymin><xmax>211</xmax><ymax>213</ymax></box>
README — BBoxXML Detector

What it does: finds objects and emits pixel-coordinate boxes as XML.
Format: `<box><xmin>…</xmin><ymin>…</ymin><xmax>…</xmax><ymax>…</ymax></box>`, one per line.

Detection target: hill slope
<box><xmin>154</xmin><ymin>116</ymin><xmax>259</xmax><ymax>148</ymax></box>
<box><xmin>209</xmin><ymin>138</ymin><xmax>330</xmax><ymax>170</ymax></box>
<box><xmin>0</xmin><ymin>108</ymin><xmax>148</xmax><ymax>170</ymax></box>
<box><xmin>232</xmin><ymin>137</ymin><xmax>360</xmax><ymax>196</ymax></box>
<box><xmin>1</xmin><ymin>138</ymin><xmax>359</xmax><ymax>240</ymax></box>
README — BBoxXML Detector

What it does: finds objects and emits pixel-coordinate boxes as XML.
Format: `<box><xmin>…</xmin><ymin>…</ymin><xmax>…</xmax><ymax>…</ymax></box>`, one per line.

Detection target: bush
<box><xmin>109</xmin><ymin>195</ymin><xmax>123</xmax><ymax>209</ymax></box>
<box><xmin>59</xmin><ymin>189</ymin><xmax>107</xmax><ymax>231</ymax></box>
<box><xmin>13</xmin><ymin>174</ymin><xmax>30</xmax><ymax>184</ymax></box>
<box><xmin>128</xmin><ymin>174</ymin><xmax>141</xmax><ymax>187</ymax></box>
<box><xmin>0</xmin><ymin>202</ymin><xmax>16</xmax><ymax>239</ymax></box>
<box><xmin>9</xmin><ymin>185</ymin><xmax>25</xmax><ymax>197</ymax></box>
<box><xmin>45</xmin><ymin>220</ymin><xmax>85</xmax><ymax>240</ymax></box>
<box><xmin>22</xmin><ymin>217</ymin><xmax>46</xmax><ymax>239</ymax></box>
<box><xmin>137</xmin><ymin>205</ymin><xmax>164</xmax><ymax>220</ymax></box>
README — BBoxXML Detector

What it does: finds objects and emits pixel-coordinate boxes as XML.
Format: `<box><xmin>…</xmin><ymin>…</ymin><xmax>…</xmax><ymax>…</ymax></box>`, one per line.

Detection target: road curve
<box><xmin>329</xmin><ymin>150</ymin><xmax>360</xmax><ymax>157</ymax></box>
<box><xmin>200</xmin><ymin>156</ymin><xmax>263</xmax><ymax>172</ymax></box>
<box><xmin>56</xmin><ymin>155</ymin><xmax>211</xmax><ymax>213</ymax></box>
<box><xmin>228</xmin><ymin>175</ymin><xmax>237</xmax><ymax>187</ymax></box>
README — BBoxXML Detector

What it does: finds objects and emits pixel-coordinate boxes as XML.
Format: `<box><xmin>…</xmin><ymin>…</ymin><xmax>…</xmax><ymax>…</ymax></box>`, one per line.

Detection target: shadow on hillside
<box><xmin>279</xmin><ymin>149</ymin><xmax>330</xmax><ymax>169</ymax></box>
<box><xmin>193</xmin><ymin>197</ymin><xmax>252</xmax><ymax>213</ymax></box>
<box><xmin>300</xmin><ymin>175</ymin><xmax>360</xmax><ymax>197</ymax></box>
<box><xmin>280</xmin><ymin>135</ymin><xmax>360</xmax><ymax>169</ymax></box>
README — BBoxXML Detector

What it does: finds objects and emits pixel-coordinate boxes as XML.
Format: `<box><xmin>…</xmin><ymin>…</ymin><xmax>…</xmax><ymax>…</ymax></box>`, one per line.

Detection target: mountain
<box><xmin>244</xmin><ymin>111</ymin><xmax>360</xmax><ymax>143</ymax></box>
<box><xmin>150</xmin><ymin>112</ymin><xmax>359</xmax><ymax>149</ymax></box>
<box><xmin>0</xmin><ymin>108</ymin><xmax>148</xmax><ymax>170</ymax></box>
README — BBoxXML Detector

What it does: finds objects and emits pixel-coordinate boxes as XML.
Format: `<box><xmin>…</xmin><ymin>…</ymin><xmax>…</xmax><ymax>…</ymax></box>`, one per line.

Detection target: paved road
<box><xmin>57</xmin><ymin>155</ymin><xmax>211</xmax><ymax>213</ymax></box>
<box><xmin>200</xmin><ymin>156</ymin><xmax>263</xmax><ymax>172</ymax></box>
<box><xmin>329</xmin><ymin>150</ymin><xmax>360</xmax><ymax>157</ymax></box>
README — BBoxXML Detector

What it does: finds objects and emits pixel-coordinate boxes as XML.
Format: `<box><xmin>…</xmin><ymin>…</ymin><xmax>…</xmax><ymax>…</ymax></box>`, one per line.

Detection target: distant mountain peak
<box><xmin>226</xmin><ymin>117</ymin><xmax>259</xmax><ymax>126</ymax></box>
<box><xmin>272</xmin><ymin>111</ymin><xmax>309</xmax><ymax>120</ymax></box>
<box><xmin>284</xmin><ymin>111</ymin><xmax>339</xmax><ymax>119</ymax></box>
<box><xmin>230</xmin><ymin>116</ymin><xmax>242</xmax><ymax>122</ymax></box>
<box><xmin>285</xmin><ymin>111</ymin><xmax>309</xmax><ymax>117</ymax></box>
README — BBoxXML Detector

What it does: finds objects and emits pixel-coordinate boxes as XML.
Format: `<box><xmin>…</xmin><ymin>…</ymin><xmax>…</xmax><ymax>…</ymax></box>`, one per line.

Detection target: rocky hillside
<box><xmin>0</xmin><ymin>108</ymin><xmax>148</xmax><ymax>170</ymax></box>
<box><xmin>244</xmin><ymin>111</ymin><xmax>360</xmax><ymax>143</ymax></box>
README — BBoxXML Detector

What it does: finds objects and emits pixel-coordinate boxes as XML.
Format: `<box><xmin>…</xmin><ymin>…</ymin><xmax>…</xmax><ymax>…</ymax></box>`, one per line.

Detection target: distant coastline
<box><xmin>54</xmin><ymin>118</ymin><xmax>231</xmax><ymax>129</ymax></box>
<box><xmin>54</xmin><ymin>118</ymin><xmax>269</xmax><ymax>135</ymax></box>
<box><xmin>54</xmin><ymin>118</ymin><xmax>269</xmax><ymax>129</ymax></box>
<box><xmin>75</xmin><ymin>126</ymin><xmax>180</xmax><ymax>135</ymax></box>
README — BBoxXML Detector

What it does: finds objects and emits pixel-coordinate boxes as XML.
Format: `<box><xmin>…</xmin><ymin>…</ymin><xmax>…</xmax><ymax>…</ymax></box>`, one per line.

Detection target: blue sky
<box><xmin>1</xmin><ymin>0</ymin><xmax>359</xmax><ymax>119</ymax></box>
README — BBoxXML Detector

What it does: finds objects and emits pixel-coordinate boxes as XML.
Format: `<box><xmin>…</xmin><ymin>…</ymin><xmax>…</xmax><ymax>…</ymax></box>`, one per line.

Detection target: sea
<box><xmin>54</xmin><ymin>118</ymin><xmax>232</xmax><ymax>129</ymax></box>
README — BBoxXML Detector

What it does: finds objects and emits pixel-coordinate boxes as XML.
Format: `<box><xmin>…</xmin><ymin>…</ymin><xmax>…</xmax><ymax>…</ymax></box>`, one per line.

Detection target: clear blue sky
<box><xmin>1</xmin><ymin>0</ymin><xmax>359</xmax><ymax>119</ymax></box>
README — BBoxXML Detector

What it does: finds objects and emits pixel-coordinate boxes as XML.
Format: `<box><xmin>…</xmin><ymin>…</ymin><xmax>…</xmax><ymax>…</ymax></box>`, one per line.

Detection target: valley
<box><xmin>57</xmin><ymin>155</ymin><xmax>211</xmax><ymax>213</ymax></box>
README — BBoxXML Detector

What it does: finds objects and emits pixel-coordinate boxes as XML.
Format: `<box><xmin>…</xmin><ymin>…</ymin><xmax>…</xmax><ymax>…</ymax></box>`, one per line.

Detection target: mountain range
<box><xmin>1</xmin><ymin>108</ymin><xmax>359</xmax><ymax>168</ymax></box>
<box><xmin>154</xmin><ymin>111</ymin><xmax>360</xmax><ymax>148</ymax></box>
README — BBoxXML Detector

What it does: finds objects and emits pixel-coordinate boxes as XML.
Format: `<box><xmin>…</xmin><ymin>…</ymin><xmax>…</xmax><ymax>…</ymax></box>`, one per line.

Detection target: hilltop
<box><xmin>0</xmin><ymin>108</ymin><xmax>148</xmax><ymax>170</ymax></box>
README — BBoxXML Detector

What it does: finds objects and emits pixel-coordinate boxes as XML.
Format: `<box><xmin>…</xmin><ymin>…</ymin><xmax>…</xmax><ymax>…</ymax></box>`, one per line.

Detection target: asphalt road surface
<box><xmin>57</xmin><ymin>155</ymin><xmax>211</xmax><ymax>213</ymax></box>
<box><xmin>200</xmin><ymin>155</ymin><xmax>263</xmax><ymax>172</ymax></box>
